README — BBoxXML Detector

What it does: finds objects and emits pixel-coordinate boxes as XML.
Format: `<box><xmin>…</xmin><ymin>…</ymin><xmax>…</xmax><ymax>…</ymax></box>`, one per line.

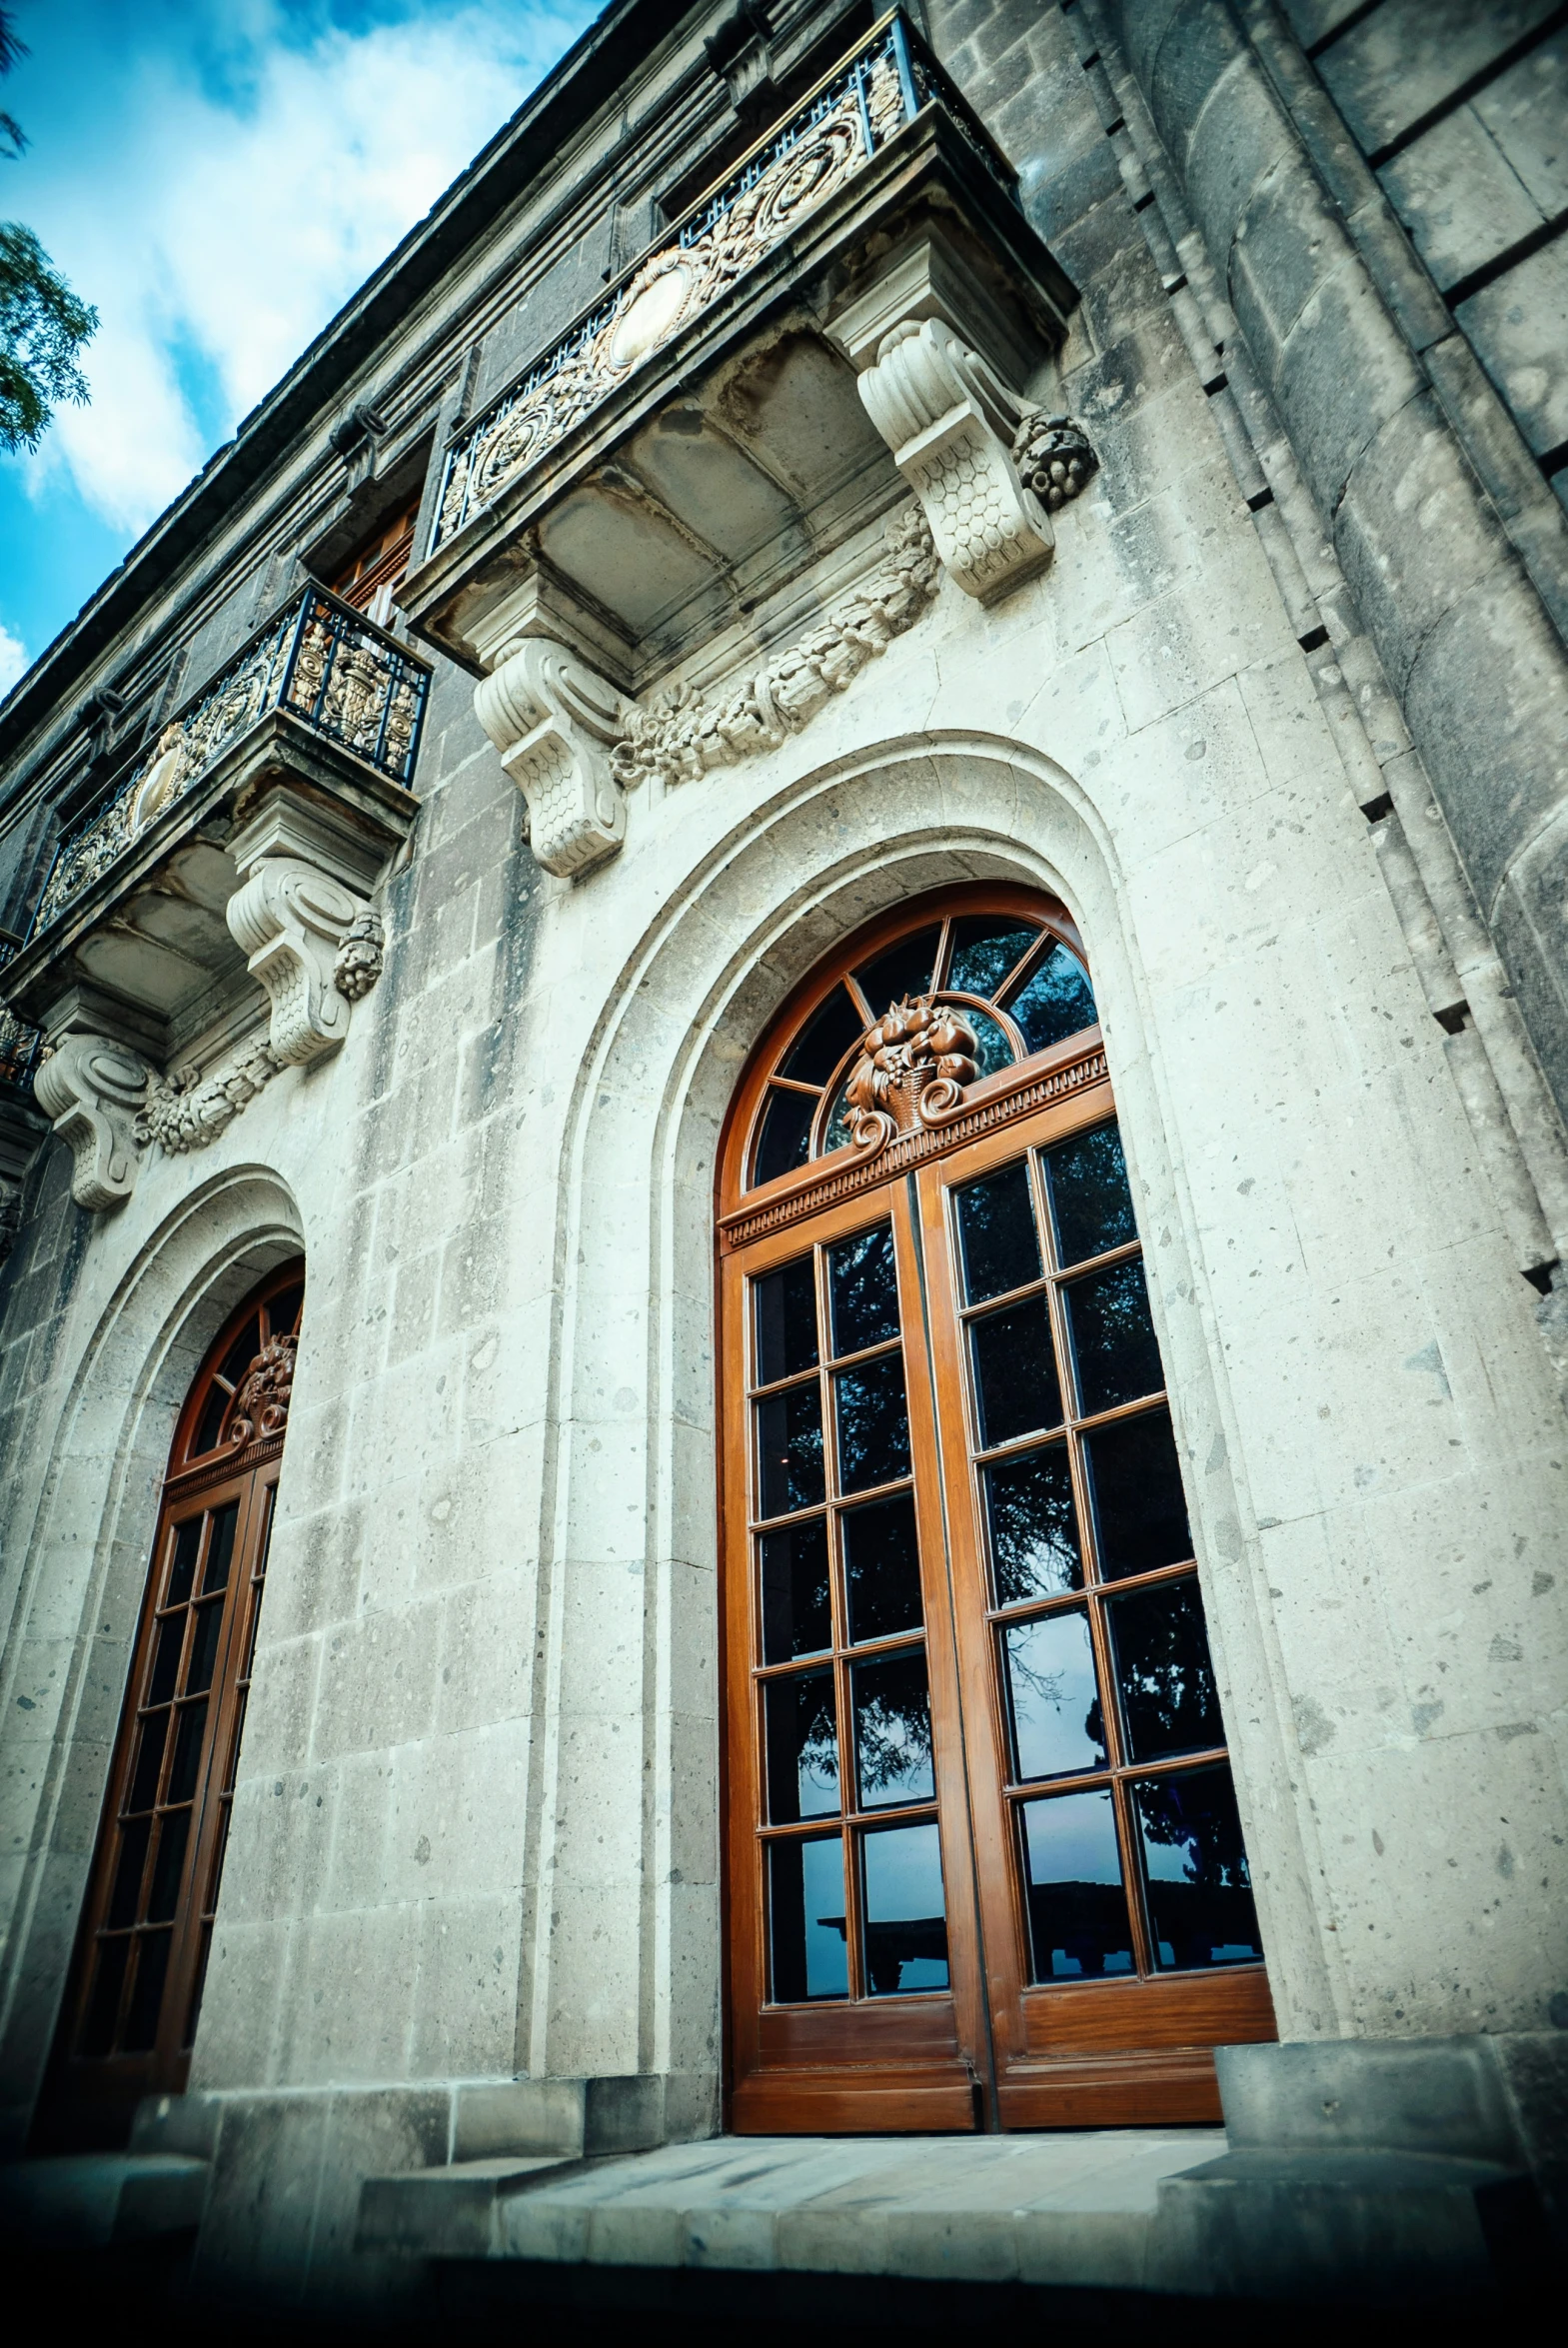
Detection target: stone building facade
<box><xmin>0</xmin><ymin>0</ymin><xmax>1564</xmax><ymax>2314</ymax></box>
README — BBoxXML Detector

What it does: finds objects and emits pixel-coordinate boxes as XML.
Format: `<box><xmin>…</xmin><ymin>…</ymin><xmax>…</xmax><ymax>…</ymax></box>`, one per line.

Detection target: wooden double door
<box><xmin>721</xmin><ymin>1075</ymin><xmax>1273</xmax><ymax>2132</ymax></box>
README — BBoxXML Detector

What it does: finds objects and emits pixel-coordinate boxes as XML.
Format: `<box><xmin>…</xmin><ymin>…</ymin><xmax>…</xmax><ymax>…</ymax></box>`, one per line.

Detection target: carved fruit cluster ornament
<box><xmin>228</xmin><ymin>1332</ymin><xmax>297</xmax><ymax>1444</ymax></box>
<box><xmin>1011</xmin><ymin>414</ymin><xmax>1099</xmax><ymax>511</ymax></box>
<box><xmin>845</xmin><ymin>997</ymin><xmax>979</xmax><ymax>1155</ymax></box>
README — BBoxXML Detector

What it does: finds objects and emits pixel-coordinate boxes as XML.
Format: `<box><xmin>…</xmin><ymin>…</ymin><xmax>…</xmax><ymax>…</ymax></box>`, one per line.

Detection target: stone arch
<box><xmin>0</xmin><ymin>1165</ymin><xmax>303</xmax><ymax>2135</ymax></box>
<box><xmin>520</xmin><ymin>735</ymin><xmax>1334</xmax><ymax>2109</ymax></box>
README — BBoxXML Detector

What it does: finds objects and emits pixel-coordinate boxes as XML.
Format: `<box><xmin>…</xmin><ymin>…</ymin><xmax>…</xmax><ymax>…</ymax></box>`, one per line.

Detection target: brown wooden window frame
<box><xmin>717</xmin><ymin>885</ymin><xmax>1274</xmax><ymax>2137</ymax></box>
<box><xmin>34</xmin><ymin>1261</ymin><xmax>304</xmax><ymax>2152</ymax></box>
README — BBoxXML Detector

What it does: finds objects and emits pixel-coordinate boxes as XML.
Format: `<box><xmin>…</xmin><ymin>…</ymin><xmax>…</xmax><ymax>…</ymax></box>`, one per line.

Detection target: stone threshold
<box><xmin>356</xmin><ymin>2123</ymin><xmax>1541</xmax><ymax>2304</ymax></box>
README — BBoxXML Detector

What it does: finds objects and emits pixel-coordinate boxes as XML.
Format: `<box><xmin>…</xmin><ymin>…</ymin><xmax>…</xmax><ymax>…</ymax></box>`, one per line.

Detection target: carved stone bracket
<box><xmin>474</xmin><ymin>637</ymin><xmax>629</xmax><ymax>878</ymax></box>
<box><xmin>34</xmin><ymin>1032</ymin><xmax>151</xmax><ymax>1211</ymax></box>
<box><xmin>856</xmin><ymin>319</ymin><xmax>1052</xmax><ymax>602</ymax></box>
<box><xmin>227</xmin><ymin>860</ymin><xmax>368</xmax><ymax>1065</ymax></box>
<box><xmin>844</xmin><ymin>996</ymin><xmax>979</xmax><ymax>1156</ymax></box>
<box><xmin>225</xmin><ymin>793</ymin><xmax>387</xmax><ymax>1065</ymax></box>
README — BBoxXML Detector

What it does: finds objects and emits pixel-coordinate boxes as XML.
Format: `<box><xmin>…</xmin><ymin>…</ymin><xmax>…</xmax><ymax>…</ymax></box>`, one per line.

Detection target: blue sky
<box><xmin>0</xmin><ymin>0</ymin><xmax>601</xmax><ymax>694</ymax></box>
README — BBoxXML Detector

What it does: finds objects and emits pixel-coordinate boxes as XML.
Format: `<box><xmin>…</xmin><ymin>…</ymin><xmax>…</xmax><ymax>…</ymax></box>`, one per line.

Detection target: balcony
<box><xmin>4</xmin><ymin>585</ymin><xmax>429</xmax><ymax>1057</ymax></box>
<box><xmin>400</xmin><ymin>10</ymin><xmax>1080</xmax><ymax>880</ymax></box>
<box><xmin>1</xmin><ymin>588</ymin><xmax>430</xmax><ymax>1213</ymax></box>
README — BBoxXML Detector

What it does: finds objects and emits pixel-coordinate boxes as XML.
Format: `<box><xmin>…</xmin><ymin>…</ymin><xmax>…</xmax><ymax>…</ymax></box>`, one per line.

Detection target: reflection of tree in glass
<box><xmin>1111</xmin><ymin>1579</ymin><xmax>1218</xmax><ymax>1757</ymax></box>
<box><xmin>1138</xmin><ymin>1773</ymin><xmax>1248</xmax><ymax>1887</ymax></box>
<box><xmin>1008</xmin><ymin>1648</ymin><xmax>1104</xmax><ymax>1759</ymax></box>
<box><xmin>1009</xmin><ymin>945</ymin><xmax>1096</xmax><ymax>1056</ymax></box>
<box><xmin>854</xmin><ymin>1654</ymin><xmax>932</xmax><ymax>1799</ymax></box>
<box><xmin>1045</xmin><ymin>1123</ymin><xmax>1136</xmax><ymax>1266</ymax></box>
<box><xmin>797</xmin><ymin>1685</ymin><xmax>837</xmax><ymax>1795</ymax></box>
<box><xmin>1067</xmin><ymin>1258</ymin><xmax>1161</xmax><ymax>1412</ymax></box>
<box><xmin>945</xmin><ymin>919</ymin><xmax>1038</xmax><ymax>1001</ymax></box>
<box><xmin>828</xmin><ymin>1223</ymin><xmax>899</xmax><ymax>1354</ymax></box>
<box><xmin>985</xmin><ymin>1447</ymin><xmax>1080</xmax><ymax>1603</ymax></box>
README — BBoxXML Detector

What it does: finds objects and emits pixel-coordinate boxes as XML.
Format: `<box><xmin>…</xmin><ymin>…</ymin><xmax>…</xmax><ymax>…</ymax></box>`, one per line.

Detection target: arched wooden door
<box><xmin>35</xmin><ymin>1263</ymin><xmax>304</xmax><ymax>2151</ymax></box>
<box><xmin>719</xmin><ymin>888</ymin><xmax>1274</xmax><ymax>2133</ymax></box>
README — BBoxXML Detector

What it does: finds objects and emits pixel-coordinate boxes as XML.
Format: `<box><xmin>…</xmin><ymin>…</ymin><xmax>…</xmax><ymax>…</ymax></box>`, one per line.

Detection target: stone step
<box><xmin>0</xmin><ymin>2151</ymin><xmax>209</xmax><ymax>2248</ymax></box>
<box><xmin>360</xmin><ymin>2153</ymin><xmax>587</xmax><ymax>2258</ymax></box>
<box><xmin>1155</xmin><ymin>2144</ymin><xmax>1550</xmax><ymax>2301</ymax></box>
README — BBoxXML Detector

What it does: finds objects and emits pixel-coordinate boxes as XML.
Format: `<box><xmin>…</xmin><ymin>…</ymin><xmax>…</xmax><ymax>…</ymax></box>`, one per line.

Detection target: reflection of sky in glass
<box><xmin>801</xmin><ymin>1836</ymin><xmax>848</xmax><ymax>1996</ymax></box>
<box><xmin>863</xmin><ymin>1821</ymin><xmax>947</xmax><ymax>1992</ymax></box>
<box><xmin>1021</xmin><ymin>1787</ymin><xmax>1120</xmax><ymax>1884</ymax></box>
<box><xmin>1005</xmin><ymin>1611</ymin><xmax>1104</xmax><ymax>1779</ymax></box>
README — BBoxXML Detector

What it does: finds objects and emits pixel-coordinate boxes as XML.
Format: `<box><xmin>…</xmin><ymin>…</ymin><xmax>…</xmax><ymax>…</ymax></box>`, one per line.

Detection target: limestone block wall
<box><xmin>0</xmin><ymin>10</ymin><xmax>1563</xmax><ymax>2278</ymax></box>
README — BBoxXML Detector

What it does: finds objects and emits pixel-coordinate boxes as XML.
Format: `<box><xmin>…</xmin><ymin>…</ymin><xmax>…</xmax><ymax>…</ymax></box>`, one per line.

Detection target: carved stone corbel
<box><xmin>225</xmin><ymin>792</ymin><xmax>388</xmax><ymax>1065</ymax></box>
<box><xmin>34</xmin><ymin>1033</ymin><xmax>151</xmax><ymax>1210</ymax></box>
<box><xmin>855</xmin><ymin>318</ymin><xmax>1053</xmax><ymax>602</ymax></box>
<box><xmin>474</xmin><ymin>636</ymin><xmax>628</xmax><ymax>878</ymax></box>
<box><xmin>226</xmin><ymin>860</ymin><xmax>367</xmax><ymax>1065</ymax></box>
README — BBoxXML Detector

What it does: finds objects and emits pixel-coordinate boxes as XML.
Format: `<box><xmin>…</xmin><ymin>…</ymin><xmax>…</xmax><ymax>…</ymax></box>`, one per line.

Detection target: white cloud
<box><xmin>14</xmin><ymin>1</ymin><xmax>596</xmax><ymax>534</ymax></box>
<box><xmin>0</xmin><ymin>623</ymin><xmax>26</xmax><ymax>697</ymax></box>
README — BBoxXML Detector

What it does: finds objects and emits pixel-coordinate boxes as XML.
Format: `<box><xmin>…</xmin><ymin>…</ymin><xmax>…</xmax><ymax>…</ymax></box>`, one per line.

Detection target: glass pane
<box><xmin>970</xmin><ymin>1295</ymin><xmax>1062</xmax><ymax>1448</ymax></box>
<box><xmin>851</xmin><ymin>1648</ymin><xmax>934</xmax><ymax>1809</ymax></box>
<box><xmin>983</xmin><ymin>1443</ymin><xmax>1082</xmax><ymax>1603</ymax></box>
<box><xmin>955</xmin><ymin>1161</ymin><xmax>1040</xmax><ymax>1303</ymax></box>
<box><xmin>1043</xmin><ymin>1123</ymin><xmax>1136</xmax><ymax>1266</ymax></box>
<box><xmin>945</xmin><ymin>917</ymin><xmax>1037</xmax><ymax>1000</ymax></box>
<box><xmin>165</xmin><ymin>1517</ymin><xmax>202</xmax><ymax>1608</ymax></box>
<box><xmin>81</xmin><ymin>1936</ymin><xmax>130</xmax><ymax>2058</ymax></box>
<box><xmin>1003</xmin><ymin>1609</ymin><xmax>1106</xmax><ymax>1781</ymax></box>
<box><xmin>1007</xmin><ymin>943</ymin><xmax>1097</xmax><ymax>1055</ymax></box>
<box><xmin>834</xmin><ymin>1355</ymin><xmax>910</xmax><ymax>1494</ymax></box>
<box><xmin>267</xmin><ymin>1280</ymin><xmax>305</xmax><ymax>1338</ymax></box>
<box><xmin>753</xmin><ymin>1085</ymin><xmax>817</xmax><ymax>1186</ymax></box>
<box><xmin>167</xmin><ymin>1700</ymin><xmax>209</xmax><ymax>1805</ymax></box>
<box><xmin>780</xmin><ymin>984</ymin><xmax>864</xmax><ymax>1086</ymax></box>
<box><xmin>121</xmin><ymin>1928</ymin><xmax>172</xmax><ymax>2053</ymax></box>
<box><xmin>761</xmin><ymin>1517</ymin><xmax>831</xmax><ymax>1661</ymax></box>
<box><xmin>219</xmin><ymin>1315</ymin><xmax>261</xmax><ymax>1390</ymax></box>
<box><xmin>827</xmin><ymin>1222</ymin><xmax>899</xmax><ymax>1356</ymax></box>
<box><xmin>1109</xmin><ymin>1578</ymin><xmax>1222</xmax><ymax>1761</ymax></box>
<box><xmin>765</xmin><ymin>1668</ymin><xmax>839</xmax><ymax>1821</ymax></box>
<box><xmin>756</xmin><ymin>1382</ymin><xmax>825</xmax><ymax>1518</ymax></box>
<box><xmin>821</xmin><ymin>1075</ymin><xmax>855</xmax><ymax>1155</ymax></box>
<box><xmin>147</xmin><ymin>1810</ymin><xmax>190</xmax><ymax>1923</ymax></box>
<box><xmin>1064</xmin><ymin>1259</ymin><xmax>1162</xmax><ymax>1415</ymax></box>
<box><xmin>184</xmin><ymin>1599</ymin><xmax>225</xmax><ymax>1698</ymax></box>
<box><xmin>202</xmin><ymin>1500</ymin><xmax>240</xmax><ymax>1594</ymax></box>
<box><xmin>962</xmin><ymin>1006</ymin><xmax>1015</xmax><ymax>1078</ymax></box>
<box><xmin>755</xmin><ymin>1256</ymin><xmax>818</xmax><ymax>1384</ymax></box>
<box><xmin>194</xmin><ymin>1380</ymin><xmax>230</xmax><ymax>1458</ymax></box>
<box><xmin>854</xmin><ymin>926</ymin><xmax>941</xmax><ymax>1017</ymax></box>
<box><xmin>127</xmin><ymin>1713</ymin><xmax>169</xmax><ymax>1814</ymax></box>
<box><xmin>842</xmin><ymin>1493</ymin><xmax>923</xmax><ymax>1643</ymax></box>
<box><xmin>147</xmin><ymin>1614</ymin><xmax>185</xmax><ymax>1707</ymax></box>
<box><xmin>769</xmin><ymin>1834</ymin><xmax>847</xmax><ymax>2001</ymax></box>
<box><xmin>861</xmin><ymin>1821</ymin><xmax>948</xmax><ymax>1995</ymax></box>
<box><xmin>1018</xmin><ymin>1788</ymin><xmax>1134</xmax><ymax>1982</ymax></box>
<box><xmin>1132</xmin><ymin>1766</ymin><xmax>1263</xmax><ymax>1969</ymax></box>
<box><xmin>1084</xmin><ymin>1407</ymin><xmax>1192</xmax><ymax>1578</ymax></box>
<box><xmin>108</xmin><ymin>1817</ymin><xmax>151</xmax><ymax>1928</ymax></box>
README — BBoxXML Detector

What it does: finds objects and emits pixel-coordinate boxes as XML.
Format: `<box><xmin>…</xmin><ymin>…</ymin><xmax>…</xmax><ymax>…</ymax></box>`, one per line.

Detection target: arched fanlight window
<box><xmin>747</xmin><ymin>895</ymin><xmax>1096</xmax><ymax>1188</ymax></box>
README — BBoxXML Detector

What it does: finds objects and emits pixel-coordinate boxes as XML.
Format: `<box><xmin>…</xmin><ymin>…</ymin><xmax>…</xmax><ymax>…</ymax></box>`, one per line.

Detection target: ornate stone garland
<box><xmin>609</xmin><ymin>505</ymin><xmax>940</xmax><ymax>794</ymax></box>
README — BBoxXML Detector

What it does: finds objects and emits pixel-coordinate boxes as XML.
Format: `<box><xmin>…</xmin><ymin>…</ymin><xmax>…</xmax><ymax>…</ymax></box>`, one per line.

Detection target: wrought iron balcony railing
<box><xmin>428</xmin><ymin>10</ymin><xmax>1012</xmax><ymax>555</ymax></box>
<box><xmin>29</xmin><ymin>585</ymin><xmax>431</xmax><ymax>940</ymax></box>
<box><xmin>0</xmin><ymin>945</ymin><xmax>42</xmax><ymax>1091</ymax></box>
